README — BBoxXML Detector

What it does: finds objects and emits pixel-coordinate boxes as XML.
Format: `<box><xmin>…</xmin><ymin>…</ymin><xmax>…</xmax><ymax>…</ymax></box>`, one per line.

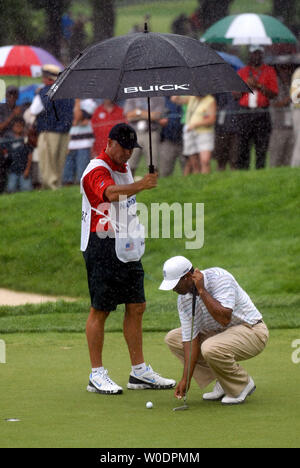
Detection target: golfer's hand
<box><xmin>174</xmin><ymin>379</ymin><xmax>187</xmax><ymax>399</ymax></box>
<box><xmin>192</xmin><ymin>268</ymin><xmax>205</xmax><ymax>291</ymax></box>
<box><xmin>139</xmin><ymin>172</ymin><xmax>158</xmax><ymax>190</ymax></box>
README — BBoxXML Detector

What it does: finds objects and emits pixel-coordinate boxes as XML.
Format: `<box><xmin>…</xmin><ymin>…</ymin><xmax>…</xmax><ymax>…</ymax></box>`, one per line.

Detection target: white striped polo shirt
<box><xmin>178</xmin><ymin>267</ymin><xmax>262</xmax><ymax>342</ymax></box>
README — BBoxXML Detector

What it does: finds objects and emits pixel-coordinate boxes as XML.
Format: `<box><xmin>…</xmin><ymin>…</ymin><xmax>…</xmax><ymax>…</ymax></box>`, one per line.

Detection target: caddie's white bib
<box><xmin>80</xmin><ymin>158</ymin><xmax>145</xmax><ymax>263</ymax></box>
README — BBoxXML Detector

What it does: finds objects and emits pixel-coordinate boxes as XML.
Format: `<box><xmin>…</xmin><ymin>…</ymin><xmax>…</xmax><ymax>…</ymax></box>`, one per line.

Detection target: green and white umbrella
<box><xmin>201</xmin><ymin>13</ymin><xmax>297</xmax><ymax>45</ymax></box>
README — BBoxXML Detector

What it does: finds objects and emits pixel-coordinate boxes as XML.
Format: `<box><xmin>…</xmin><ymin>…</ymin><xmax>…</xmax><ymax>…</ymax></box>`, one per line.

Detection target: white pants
<box><xmin>165</xmin><ymin>322</ymin><xmax>269</xmax><ymax>398</ymax></box>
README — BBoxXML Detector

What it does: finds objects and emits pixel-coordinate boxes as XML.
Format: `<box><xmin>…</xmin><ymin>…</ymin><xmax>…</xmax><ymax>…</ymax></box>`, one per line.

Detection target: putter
<box><xmin>173</xmin><ymin>285</ymin><xmax>197</xmax><ymax>412</ymax></box>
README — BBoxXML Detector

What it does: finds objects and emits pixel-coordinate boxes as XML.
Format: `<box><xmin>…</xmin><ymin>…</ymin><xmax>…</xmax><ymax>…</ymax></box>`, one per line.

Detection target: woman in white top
<box><xmin>172</xmin><ymin>95</ymin><xmax>217</xmax><ymax>175</ymax></box>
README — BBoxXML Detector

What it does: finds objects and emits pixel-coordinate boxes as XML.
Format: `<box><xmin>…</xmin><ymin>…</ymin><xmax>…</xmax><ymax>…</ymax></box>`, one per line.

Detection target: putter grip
<box><xmin>192</xmin><ymin>285</ymin><xmax>197</xmax><ymax>316</ymax></box>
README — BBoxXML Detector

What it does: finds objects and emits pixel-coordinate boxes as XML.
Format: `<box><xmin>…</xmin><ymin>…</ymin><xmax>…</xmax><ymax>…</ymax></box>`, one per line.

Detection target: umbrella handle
<box><xmin>147</xmin><ymin>97</ymin><xmax>155</xmax><ymax>174</ymax></box>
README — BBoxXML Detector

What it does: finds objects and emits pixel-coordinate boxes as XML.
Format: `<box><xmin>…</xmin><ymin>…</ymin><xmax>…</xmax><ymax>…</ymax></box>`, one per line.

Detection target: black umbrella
<box><xmin>49</xmin><ymin>25</ymin><xmax>249</xmax><ymax>173</ymax></box>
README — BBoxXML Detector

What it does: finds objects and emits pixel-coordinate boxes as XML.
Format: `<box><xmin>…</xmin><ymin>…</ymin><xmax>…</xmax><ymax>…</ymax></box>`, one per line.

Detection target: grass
<box><xmin>115</xmin><ymin>0</ymin><xmax>199</xmax><ymax>36</ymax></box>
<box><xmin>0</xmin><ymin>294</ymin><xmax>300</xmax><ymax>334</ymax></box>
<box><xmin>0</xmin><ymin>166</ymin><xmax>300</xmax><ymax>333</ymax></box>
<box><xmin>231</xmin><ymin>0</ymin><xmax>272</xmax><ymax>15</ymax></box>
<box><xmin>0</xmin><ymin>1</ymin><xmax>297</xmax><ymax>449</ymax></box>
<box><xmin>1</xmin><ymin>329</ymin><xmax>299</xmax><ymax>448</ymax></box>
<box><xmin>1</xmin><ymin>167</ymin><xmax>300</xmax><ymax>299</ymax></box>
<box><xmin>0</xmin><ymin>165</ymin><xmax>299</xmax><ymax>448</ymax></box>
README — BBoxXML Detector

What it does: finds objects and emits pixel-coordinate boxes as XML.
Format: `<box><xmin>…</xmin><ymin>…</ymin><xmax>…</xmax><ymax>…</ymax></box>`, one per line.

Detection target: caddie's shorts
<box><xmin>83</xmin><ymin>233</ymin><xmax>145</xmax><ymax>312</ymax></box>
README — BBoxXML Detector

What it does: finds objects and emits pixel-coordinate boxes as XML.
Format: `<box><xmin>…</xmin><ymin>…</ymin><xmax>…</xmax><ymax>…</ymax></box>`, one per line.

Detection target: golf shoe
<box><xmin>87</xmin><ymin>369</ymin><xmax>123</xmax><ymax>395</ymax></box>
<box><xmin>203</xmin><ymin>381</ymin><xmax>225</xmax><ymax>401</ymax></box>
<box><xmin>127</xmin><ymin>364</ymin><xmax>176</xmax><ymax>390</ymax></box>
<box><xmin>221</xmin><ymin>377</ymin><xmax>256</xmax><ymax>405</ymax></box>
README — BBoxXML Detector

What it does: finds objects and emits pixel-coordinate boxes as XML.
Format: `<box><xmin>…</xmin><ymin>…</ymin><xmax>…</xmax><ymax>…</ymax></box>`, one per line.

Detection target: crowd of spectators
<box><xmin>0</xmin><ymin>48</ymin><xmax>299</xmax><ymax>195</ymax></box>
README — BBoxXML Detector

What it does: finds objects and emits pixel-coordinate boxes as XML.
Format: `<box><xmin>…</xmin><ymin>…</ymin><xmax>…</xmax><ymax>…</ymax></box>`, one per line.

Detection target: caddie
<box><xmin>80</xmin><ymin>123</ymin><xmax>176</xmax><ymax>395</ymax></box>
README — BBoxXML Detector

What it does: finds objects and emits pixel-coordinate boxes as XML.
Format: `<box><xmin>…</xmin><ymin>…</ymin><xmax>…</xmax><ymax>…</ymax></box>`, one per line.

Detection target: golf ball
<box><xmin>146</xmin><ymin>401</ymin><xmax>153</xmax><ymax>409</ymax></box>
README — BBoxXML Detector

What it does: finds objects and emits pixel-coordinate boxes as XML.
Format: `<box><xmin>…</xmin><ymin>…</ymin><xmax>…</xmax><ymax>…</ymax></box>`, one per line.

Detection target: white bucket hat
<box><xmin>159</xmin><ymin>256</ymin><xmax>192</xmax><ymax>291</ymax></box>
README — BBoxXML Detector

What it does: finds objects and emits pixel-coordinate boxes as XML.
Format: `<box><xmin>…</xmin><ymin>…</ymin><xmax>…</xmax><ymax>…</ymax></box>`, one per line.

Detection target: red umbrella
<box><xmin>0</xmin><ymin>45</ymin><xmax>63</xmax><ymax>77</ymax></box>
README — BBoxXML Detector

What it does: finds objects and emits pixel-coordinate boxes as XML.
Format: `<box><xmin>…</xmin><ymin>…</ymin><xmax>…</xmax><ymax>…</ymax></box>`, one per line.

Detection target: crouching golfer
<box><xmin>80</xmin><ymin>123</ymin><xmax>176</xmax><ymax>395</ymax></box>
<box><xmin>160</xmin><ymin>256</ymin><xmax>269</xmax><ymax>405</ymax></box>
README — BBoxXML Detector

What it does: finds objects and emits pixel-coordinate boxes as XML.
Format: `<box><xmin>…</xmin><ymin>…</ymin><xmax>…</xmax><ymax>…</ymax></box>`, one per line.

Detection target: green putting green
<box><xmin>1</xmin><ymin>329</ymin><xmax>299</xmax><ymax>448</ymax></box>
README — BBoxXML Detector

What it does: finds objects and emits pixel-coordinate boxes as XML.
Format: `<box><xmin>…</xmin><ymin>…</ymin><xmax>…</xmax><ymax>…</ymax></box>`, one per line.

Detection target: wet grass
<box><xmin>0</xmin><ymin>294</ymin><xmax>300</xmax><ymax>333</ymax></box>
<box><xmin>0</xmin><ymin>167</ymin><xmax>299</xmax><ymax>333</ymax></box>
<box><xmin>1</xmin><ymin>167</ymin><xmax>299</xmax><ymax>297</ymax></box>
<box><xmin>1</xmin><ymin>329</ymin><xmax>299</xmax><ymax>448</ymax></box>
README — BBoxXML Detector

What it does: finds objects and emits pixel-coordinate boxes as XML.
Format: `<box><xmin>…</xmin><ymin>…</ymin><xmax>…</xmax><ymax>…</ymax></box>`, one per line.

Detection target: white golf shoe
<box><xmin>221</xmin><ymin>377</ymin><xmax>256</xmax><ymax>405</ymax></box>
<box><xmin>87</xmin><ymin>369</ymin><xmax>123</xmax><ymax>395</ymax></box>
<box><xmin>127</xmin><ymin>364</ymin><xmax>176</xmax><ymax>390</ymax></box>
<box><xmin>203</xmin><ymin>381</ymin><xmax>225</xmax><ymax>401</ymax></box>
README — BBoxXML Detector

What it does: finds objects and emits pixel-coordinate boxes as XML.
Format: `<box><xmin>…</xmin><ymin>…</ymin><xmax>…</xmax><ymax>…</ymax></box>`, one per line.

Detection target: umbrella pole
<box><xmin>147</xmin><ymin>96</ymin><xmax>154</xmax><ymax>174</ymax></box>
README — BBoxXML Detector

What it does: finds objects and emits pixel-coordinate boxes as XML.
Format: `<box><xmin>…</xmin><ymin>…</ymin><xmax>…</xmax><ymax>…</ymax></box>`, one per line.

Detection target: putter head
<box><xmin>173</xmin><ymin>403</ymin><xmax>189</xmax><ymax>411</ymax></box>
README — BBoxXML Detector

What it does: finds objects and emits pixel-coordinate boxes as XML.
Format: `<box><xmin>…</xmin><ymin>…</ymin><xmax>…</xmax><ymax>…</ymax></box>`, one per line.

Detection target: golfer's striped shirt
<box><xmin>178</xmin><ymin>267</ymin><xmax>262</xmax><ymax>342</ymax></box>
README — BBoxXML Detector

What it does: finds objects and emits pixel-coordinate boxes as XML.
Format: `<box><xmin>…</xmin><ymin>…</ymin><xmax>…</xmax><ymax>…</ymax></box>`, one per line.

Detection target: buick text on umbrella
<box><xmin>124</xmin><ymin>84</ymin><xmax>190</xmax><ymax>94</ymax></box>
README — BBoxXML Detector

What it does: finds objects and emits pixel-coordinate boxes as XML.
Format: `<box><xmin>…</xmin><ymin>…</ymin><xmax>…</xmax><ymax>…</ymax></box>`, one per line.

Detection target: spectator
<box><xmin>27</xmin><ymin>126</ymin><xmax>40</xmax><ymax>189</ymax></box>
<box><xmin>237</xmin><ymin>46</ymin><xmax>278</xmax><ymax>170</ymax></box>
<box><xmin>269</xmin><ymin>64</ymin><xmax>294</xmax><ymax>167</ymax></box>
<box><xmin>23</xmin><ymin>94</ymin><xmax>41</xmax><ymax>189</ymax></box>
<box><xmin>214</xmin><ymin>93</ymin><xmax>240</xmax><ymax>171</ymax></box>
<box><xmin>159</xmin><ymin>97</ymin><xmax>184</xmax><ymax>177</ymax></box>
<box><xmin>290</xmin><ymin>65</ymin><xmax>300</xmax><ymax>167</ymax></box>
<box><xmin>63</xmin><ymin>99</ymin><xmax>96</xmax><ymax>185</ymax></box>
<box><xmin>0</xmin><ymin>86</ymin><xmax>23</xmax><ymax>137</ymax></box>
<box><xmin>171</xmin><ymin>14</ymin><xmax>194</xmax><ymax>37</ymax></box>
<box><xmin>61</xmin><ymin>12</ymin><xmax>74</xmax><ymax>42</ymax></box>
<box><xmin>29</xmin><ymin>64</ymin><xmax>74</xmax><ymax>190</ymax></box>
<box><xmin>6</xmin><ymin>117</ymin><xmax>33</xmax><ymax>193</ymax></box>
<box><xmin>0</xmin><ymin>86</ymin><xmax>24</xmax><ymax>192</ymax></box>
<box><xmin>124</xmin><ymin>97</ymin><xmax>165</xmax><ymax>176</ymax></box>
<box><xmin>172</xmin><ymin>95</ymin><xmax>216</xmax><ymax>175</ymax></box>
<box><xmin>0</xmin><ymin>139</ymin><xmax>10</xmax><ymax>193</ymax></box>
<box><xmin>70</xmin><ymin>15</ymin><xmax>87</xmax><ymax>60</ymax></box>
<box><xmin>91</xmin><ymin>99</ymin><xmax>124</xmax><ymax>157</ymax></box>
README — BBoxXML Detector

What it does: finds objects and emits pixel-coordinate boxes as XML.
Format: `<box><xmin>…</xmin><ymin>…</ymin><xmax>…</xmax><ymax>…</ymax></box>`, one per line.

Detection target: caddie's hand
<box><xmin>139</xmin><ymin>172</ymin><xmax>158</xmax><ymax>190</ymax></box>
<box><xmin>192</xmin><ymin>268</ymin><xmax>204</xmax><ymax>291</ymax></box>
<box><xmin>174</xmin><ymin>379</ymin><xmax>187</xmax><ymax>399</ymax></box>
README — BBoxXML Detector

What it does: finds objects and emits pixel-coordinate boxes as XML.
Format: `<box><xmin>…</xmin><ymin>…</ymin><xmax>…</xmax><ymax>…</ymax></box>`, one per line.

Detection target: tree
<box><xmin>90</xmin><ymin>0</ymin><xmax>115</xmax><ymax>43</ymax></box>
<box><xmin>272</xmin><ymin>0</ymin><xmax>300</xmax><ymax>31</ymax></box>
<box><xmin>28</xmin><ymin>0</ymin><xmax>72</xmax><ymax>59</ymax></box>
<box><xmin>0</xmin><ymin>0</ymin><xmax>41</xmax><ymax>45</ymax></box>
<box><xmin>197</xmin><ymin>0</ymin><xmax>234</xmax><ymax>30</ymax></box>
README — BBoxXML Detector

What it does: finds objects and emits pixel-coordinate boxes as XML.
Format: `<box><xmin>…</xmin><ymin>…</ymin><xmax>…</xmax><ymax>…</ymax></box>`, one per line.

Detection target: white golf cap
<box><xmin>249</xmin><ymin>44</ymin><xmax>264</xmax><ymax>53</ymax></box>
<box><xmin>159</xmin><ymin>256</ymin><xmax>192</xmax><ymax>291</ymax></box>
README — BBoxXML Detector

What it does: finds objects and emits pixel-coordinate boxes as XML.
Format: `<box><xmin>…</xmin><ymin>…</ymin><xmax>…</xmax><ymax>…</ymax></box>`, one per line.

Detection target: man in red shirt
<box><xmin>91</xmin><ymin>99</ymin><xmax>124</xmax><ymax>156</ymax></box>
<box><xmin>81</xmin><ymin>123</ymin><xmax>176</xmax><ymax>395</ymax></box>
<box><xmin>237</xmin><ymin>45</ymin><xmax>278</xmax><ymax>169</ymax></box>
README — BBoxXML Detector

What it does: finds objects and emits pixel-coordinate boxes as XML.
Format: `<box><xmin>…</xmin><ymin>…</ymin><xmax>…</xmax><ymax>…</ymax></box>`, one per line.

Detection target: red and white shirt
<box><xmin>238</xmin><ymin>64</ymin><xmax>278</xmax><ymax>108</ymax></box>
<box><xmin>80</xmin><ymin>150</ymin><xmax>145</xmax><ymax>263</ymax></box>
<box><xmin>82</xmin><ymin>150</ymin><xmax>129</xmax><ymax>232</ymax></box>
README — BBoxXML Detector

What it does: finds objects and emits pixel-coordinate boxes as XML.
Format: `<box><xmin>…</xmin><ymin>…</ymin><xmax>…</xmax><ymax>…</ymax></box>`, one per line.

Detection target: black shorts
<box><xmin>83</xmin><ymin>233</ymin><xmax>145</xmax><ymax>312</ymax></box>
